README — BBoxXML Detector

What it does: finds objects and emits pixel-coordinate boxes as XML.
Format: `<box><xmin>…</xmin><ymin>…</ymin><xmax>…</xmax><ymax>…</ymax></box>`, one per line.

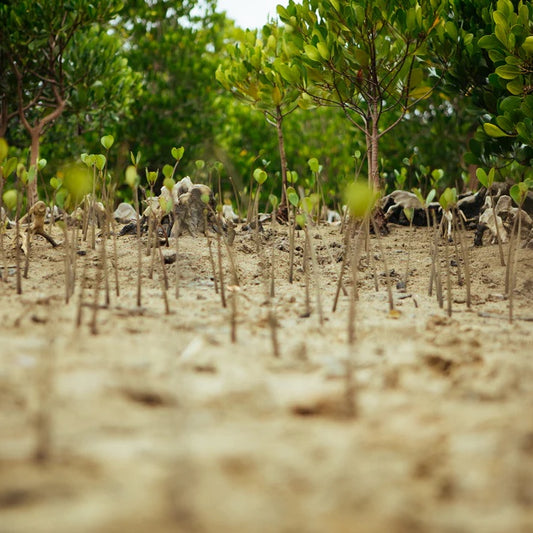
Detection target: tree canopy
<box><xmin>1</xmin><ymin>0</ymin><xmax>532</xmax><ymax>209</ymax></box>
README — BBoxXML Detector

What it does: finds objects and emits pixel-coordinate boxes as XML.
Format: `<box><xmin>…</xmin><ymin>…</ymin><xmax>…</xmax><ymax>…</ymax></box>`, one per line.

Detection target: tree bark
<box><xmin>275</xmin><ymin>106</ymin><xmax>289</xmax><ymax>221</ymax></box>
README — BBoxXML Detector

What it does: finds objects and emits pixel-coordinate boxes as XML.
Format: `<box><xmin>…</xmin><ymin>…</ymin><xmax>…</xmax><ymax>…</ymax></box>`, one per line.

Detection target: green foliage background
<box><xmin>1</xmin><ymin>0</ymin><xmax>532</xmax><ymax>211</ymax></box>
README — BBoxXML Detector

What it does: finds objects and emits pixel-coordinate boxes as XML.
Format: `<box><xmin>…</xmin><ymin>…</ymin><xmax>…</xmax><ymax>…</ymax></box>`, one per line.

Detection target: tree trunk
<box><xmin>368</xmin><ymin>105</ymin><xmax>380</xmax><ymax>189</ymax></box>
<box><xmin>28</xmin><ymin>127</ymin><xmax>41</xmax><ymax>206</ymax></box>
<box><xmin>275</xmin><ymin>106</ymin><xmax>289</xmax><ymax>222</ymax></box>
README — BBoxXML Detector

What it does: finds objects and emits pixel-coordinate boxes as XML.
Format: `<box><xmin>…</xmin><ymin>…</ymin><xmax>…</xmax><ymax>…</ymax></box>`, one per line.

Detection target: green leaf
<box><xmin>439</xmin><ymin>187</ymin><xmax>457</xmax><ymax>210</ymax></box>
<box><xmin>500</xmin><ymin>96</ymin><xmax>522</xmax><ymax>113</ymax></box>
<box><xmin>3</xmin><ymin>157</ymin><xmax>18</xmax><ymax>178</ymax></box>
<box><xmin>308</xmin><ymin>157</ymin><xmax>319</xmax><ymax>173</ymax></box>
<box><xmin>163</xmin><ymin>177</ymin><xmax>175</xmax><ymax>192</ymax></box>
<box><xmin>343</xmin><ymin>181</ymin><xmax>377</xmax><ymax>218</ymax></box>
<box><xmin>476</xmin><ymin>167</ymin><xmax>488</xmax><ymax>187</ymax></box>
<box><xmin>162</xmin><ymin>164</ymin><xmax>173</xmax><ymax>179</ymax></box>
<box><xmin>2</xmin><ymin>189</ymin><xmax>18</xmax><ymax>211</ymax></box>
<box><xmin>100</xmin><ymin>134</ymin><xmax>114</xmax><ymax>150</ymax></box>
<box><xmin>483</xmin><ymin>123</ymin><xmax>512</xmax><ymax>138</ymax></box>
<box><xmin>125</xmin><ymin>166</ymin><xmax>138</xmax><ymax>188</ymax></box>
<box><xmin>195</xmin><ymin>159</ymin><xmax>205</xmax><ymax>170</ymax></box>
<box><xmin>253</xmin><ymin>168</ymin><xmax>267</xmax><ymax>184</ymax></box>
<box><xmin>287</xmin><ymin>186</ymin><xmax>299</xmax><ymax>207</ymax></box>
<box><xmin>295</xmin><ymin>213</ymin><xmax>307</xmax><ymax>228</ymax></box>
<box><xmin>304</xmin><ymin>44</ymin><xmax>322</xmax><ymax>62</ymax></box>
<box><xmin>0</xmin><ymin>138</ymin><xmax>8</xmax><ymax>162</ymax></box>
<box><xmin>171</xmin><ymin>146</ymin><xmax>185</xmax><ymax>161</ymax></box>
<box><xmin>409</xmin><ymin>86</ymin><xmax>432</xmax><ymax>99</ymax></box>
<box><xmin>95</xmin><ymin>154</ymin><xmax>106</xmax><ymax>171</ymax></box>
<box><xmin>495</xmin><ymin>64</ymin><xmax>520</xmax><ymax>80</ymax></box>
<box><xmin>269</xmin><ymin>194</ymin><xmax>279</xmax><ymax>209</ymax></box>
<box><xmin>478</xmin><ymin>34</ymin><xmax>501</xmax><ymax>49</ymax></box>
<box><xmin>146</xmin><ymin>170</ymin><xmax>158</xmax><ymax>185</ymax></box>
<box><xmin>38</xmin><ymin>158</ymin><xmax>47</xmax><ymax>170</ymax></box>
<box><xmin>523</xmin><ymin>35</ymin><xmax>533</xmax><ymax>54</ymax></box>
<box><xmin>287</xmin><ymin>170</ymin><xmax>298</xmax><ymax>184</ymax></box>
<box><xmin>506</xmin><ymin>78</ymin><xmax>524</xmax><ymax>95</ymax></box>
<box><xmin>510</xmin><ymin>183</ymin><xmax>527</xmax><ymax>206</ymax></box>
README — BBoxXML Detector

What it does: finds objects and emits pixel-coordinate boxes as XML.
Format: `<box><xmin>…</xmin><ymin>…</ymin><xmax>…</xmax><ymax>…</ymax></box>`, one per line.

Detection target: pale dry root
<box><xmin>18</xmin><ymin>201</ymin><xmax>59</xmax><ymax>254</ymax></box>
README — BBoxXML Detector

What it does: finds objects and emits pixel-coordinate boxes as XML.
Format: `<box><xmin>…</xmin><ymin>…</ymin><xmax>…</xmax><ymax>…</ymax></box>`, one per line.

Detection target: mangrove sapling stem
<box><xmin>76</xmin><ymin>253</ymin><xmax>88</xmax><ymax>328</ymax></box>
<box><xmin>508</xmin><ymin>210</ymin><xmax>523</xmax><ymax>324</ymax></box>
<box><xmin>348</xmin><ymin>229</ymin><xmax>363</xmax><ymax>345</ymax></box>
<box><xmin>62</xmin><ymin>222</ymin><xmax>71</xmax><ymax>303</ymax></box>
<box><xmin>456</xmin><ymin>214</ymin><xmax>471</xmax><ymax>308</ymax></box>
<box><xmin>270</xmin><ymin>206</ymin><xmax>277</xmax><ymax>298</ymax></box>
<box><xmin>133</xmin><ymin>186</ymin><xmax>142</xmax><ymax>308</ymax></box>
<box><xmin>102</xmin><ymin>216</ymin><xmax>110</xmax><ymax>307</ymax></box>
<box><xmin>303</xmin><ymin>232</ymin><xmax>311</xmax><ymax>317</ymax></box>
<box><xmin>15</xmin><ymin>179</ymin><xmax>22</xmax><ymax>295</ymax></box>
<box><xmin>371</xmin><ymin>217</ymin><xmax>394</xmax><ymax>312</ymax></box>
<box><xmin>288</xmin><ymin>205</ymin><xmax>296</xmax><ymax>284</ymax></box>
<box><xmin>451</xmin><ymin>215</ymin><xmax>463</xmax><ymax>287</ymax></box>
<box><xmin>489</xmin><ymin>189</ymin><xmax>506</xmax><ymax>267</ymax></box>
<box><xmin>228</xmin><ymin>176</ymin><xmax>242</xmax><ymax>220</ymax></box>
<box><xmin>217</xmin><ymin>231</ymin><xmax>227</xmax><ymax>308</ymax></box>
<box><xmin>23</xmin><ymin>226</ymin><xmax>31</xmax><ymax>279</ymax></box>
<box><xmin>229</xmin><ymin>286</ymin><xmax>238</xmax><ymax>343</ymax></box>
<box><xmin>402</xmin><ymin>219</ymin><xmax>414</xmax><ymax>288</ymax></box>
<box><xmin>109</xmin><ymin>211</ymin><xmax>120</xmax><ymax>298</ymax></box>
<box><xmin>305</xmin><ymin>226</ymin><xmax>324</xmax><ymax>325</ymax></box>
<box><xmin>174</xmin><ymin>221</ymin><xmax>180</xmax><ymax>299</ymax></box>
<box><xmin>207</xmin><ymin>237</ymin><xmax>219</xmax><ymax>294</ymax></box>
<box><xmin>90</xmin><ymin>241</ymin><xmax>104</xmax><ymax>335</ymax></box>
<box><xmin>332</xmin><ymin>218</ymin><xmax>353</xmax><ymax>312</ymax></box>
<box><xmin>156</xmin><ymin>237</ymin><xmax>170</xmax><ymax>315</ymax></box>
<box><xmin>444</xmin><ymin>229</ymin><xmax>452</xmax><ymax>317</ymax></box>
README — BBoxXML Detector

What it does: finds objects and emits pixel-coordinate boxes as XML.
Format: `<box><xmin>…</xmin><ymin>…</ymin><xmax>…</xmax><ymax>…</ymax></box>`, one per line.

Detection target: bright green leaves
<box><xmin>0</xmin><ymin>138</ymin><xmax>7</xmax><ymax>162</ymax></box>
<box><xmin>125</xmin><ymin>166</ymin><xmax>139</xmax><ymax>188</ymax></box>
<box><xmin>343</xmin><ymin>181</ymin><xmax>378</xmax><ymax>219</ymax></box>
<box><xmin>483</xmin><ymin>123</ymin><xmax>512</xmax><ymax>138</ymax></box>
<box><xmin>253</xmin><ymin>168</ymin><xmax>268</xmax><ymax>184</ymax></box>
<box><xmin>475</xmin><ymin>1</ymin><xmax>533</xmax><ymax>156</ymax></box>
<box><xmin>172</xmin><ymin>146</ymin><xmax>185</xmax><ymax>162</ymax></box>
<box><xmin>439</xmin><ymin>187</ymin><xmax>457</xmax><ymax>211</ymax></box>
<box><xmin>216</xmin><ymin>25</ymin><xmax>300</xmax><ymax>115</ymax></box>
<box><xmin>100</xmin><ymin>134</ymin><xmax>114</xmax><ymax>150</ymax></box>
<box><xmin>476</xmin><ymin>167</ymin><xmax>496</xmax><ymax>188</ymax></box>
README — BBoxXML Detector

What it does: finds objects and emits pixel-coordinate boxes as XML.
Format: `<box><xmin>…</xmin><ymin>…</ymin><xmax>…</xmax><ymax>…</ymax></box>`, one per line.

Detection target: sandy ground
<box><xmin>0</xmin><ymin>219</ymin><xmax>532</xmax><ymax>533</ymax></box>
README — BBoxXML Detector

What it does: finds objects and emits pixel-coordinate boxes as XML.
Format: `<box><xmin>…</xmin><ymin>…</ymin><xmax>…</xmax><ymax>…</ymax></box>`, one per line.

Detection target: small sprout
<box><xmin>130</xmin><ymin>150</ymin><xmax>142</xmax><ymax>166</ymax></box>
<box><xmin>195</xmin><ymin>159</ymin><xmax>205</xmax><ymax>170</ymax></box>
<box><xmin>100</xmin><ymin>134</ymin><xmax>114</xmax><ymax>150</ymax></box>
<box><xmin>295</xmin><ymin>213</ymin><xmax>307</xmax><ymax>228</ymax></box>
<box><xmin>308</xmin><ymin>157</ymin><xmax>320</xmax><ymax>173</ymax></box>
<box><xmin>201</xmin><ymin>193</ymin><xmax>211</xmax><ymax>205</ymax></box>
<box><xmin>287</xmin><ymin>170</ymin><xmax>298</xmax><ymax>184</ymax></box>
<box><xmin>171</xmin><ymin>146</ymin><xmax>185</xmax><ymax>161</ymax></box>
<box><xmin>125</xmin><ymin>165</ymin><xmax>139</xmax><ymax>188</ymax></box>
<box><xmin>253</xmin><ymin>168</ymin><xmax>268</xmax><ymax>184</ymax></box>
<box><xmin>146</xmin><ymin>169</ymin><xmax>158</xmax><ymax>185</ymax></box>
<box><xmin>343</xmin><ymin>181</ymin><xmax>377</xmax><ymax>218</ymax></box>
<box><xmin>2</xmin><ymin>189</ymin><xmax>18</xmax><ymax>211</ymax></box>
<box><xmin>38</xmin><ymin>158</ymin><xmax>47</xmax><ymax>170</ymax></box>
<box><xmin>159</xmin><ymin>196</ymin><xmax>172</xmax><ymax>215</ymax></box>
<box><xmin>510</xmin><ymin>181</ymin><xmax>529</xmax><ymax>206</ymax></box>
<box><xmin>63</xmin><ymin>163</ymin><xmax>92</xmax><ymax>204</ymax></box>
<box><xmin>162</xmin><ymin>164</ymin><xmax>173</xmax><ymax>179</ymax></box>
<box><xmin>163</xmin><ymin>177</ymin><xmax>175</xmax><ymax>191</ymax></box>
<box><xmin>287</xmin><ymin>186</ymin><xmax>299</xmax><ymax>207</ymax></box>
<box><xmin>95</xmin><ymin>154</ymin><xmax>106</xmax><ymax>171</ymax></box>
<box><xmin>50</xmin><ymin>177</ymin><xmax>62</xmax><ymax>190</ymax></box>
<box><xmin>269</xmin><ymin>194</ymin><xmax>279</xmax><ymax>210</ymax></box>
